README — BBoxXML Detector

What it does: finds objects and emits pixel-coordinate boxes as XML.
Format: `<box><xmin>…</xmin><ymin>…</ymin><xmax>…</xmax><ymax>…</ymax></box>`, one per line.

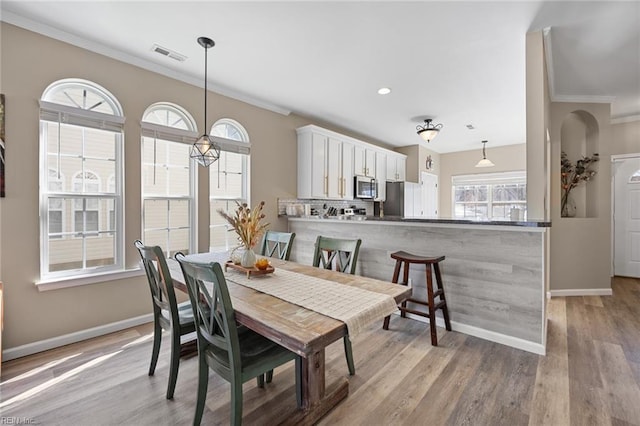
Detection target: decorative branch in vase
<box><xmin>218</xmin><ymin>201</ymin><xmax>270</xmax><ymax>266</ymax></box>
<box><xmin>560</xmin><ymin>151</ymin><xmax>599</xmax><ymax>217</ymax></box>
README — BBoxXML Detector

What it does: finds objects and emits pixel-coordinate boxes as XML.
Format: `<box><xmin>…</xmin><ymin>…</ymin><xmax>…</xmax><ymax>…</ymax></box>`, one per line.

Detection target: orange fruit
<box><xmin>255</xmin><ymin>258</ymin><xmax>270</xmax><ymax>270</ymax></box>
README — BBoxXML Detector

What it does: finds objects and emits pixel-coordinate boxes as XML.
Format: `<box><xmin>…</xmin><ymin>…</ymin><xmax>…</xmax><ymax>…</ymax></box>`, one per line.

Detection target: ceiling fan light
<box><xmin>418</xmin><ymin>128</ymin><xmax>440</xmax><ymax>142</ymax></box>
<box><xmin>416</xmin><ymin>118</ymin><xmax>443</xmax><ymax>142</ymax></box>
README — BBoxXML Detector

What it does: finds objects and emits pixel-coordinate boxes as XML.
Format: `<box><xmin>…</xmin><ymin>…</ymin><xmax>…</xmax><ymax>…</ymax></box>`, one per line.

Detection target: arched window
<box><xmin>40</xmin><ymin>79</ymin><xmax>124</xmax><ymax>278</ymax></box>
<box><xmin>209</xmin><ymin>118</ymin><xmax>251</xmax><ymax>251</ymax></box>
<box><xmin>141</xmin><ymin>103</ymin><xmax>197</xmax><ymax>257</ymax></box>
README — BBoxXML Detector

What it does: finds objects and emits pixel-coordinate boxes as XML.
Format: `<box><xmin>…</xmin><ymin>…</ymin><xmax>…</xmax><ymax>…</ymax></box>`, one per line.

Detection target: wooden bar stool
<box><xmin>383</xmin><ymin>250</ymin><xmax>452</xmax><ymax>346</ymax></box>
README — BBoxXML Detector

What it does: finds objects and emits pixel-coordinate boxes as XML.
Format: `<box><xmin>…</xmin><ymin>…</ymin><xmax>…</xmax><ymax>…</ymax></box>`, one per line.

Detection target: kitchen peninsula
<box><xmin>287</xmin><ymin>216</ymin><xmax>550</xmax><ymax>354</ymax></box>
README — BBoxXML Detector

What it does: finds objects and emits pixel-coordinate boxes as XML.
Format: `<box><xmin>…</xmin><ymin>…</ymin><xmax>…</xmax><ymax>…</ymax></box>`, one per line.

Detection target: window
<box><xmin>141</xmin><ymin>103</ymin><xmax>197</xmax><ymax>257</ymax></box>
<box><xmin>208</xmin><ymin>119</ymin><xmax>251</xmax><ymax>252</ymax></box>
<box><xmin>40</xmin><ymin>79</ymin><xmax>124</xmax><ymax>278</ymax></box>
<box><xmin>452</xmin><ymin>171</ymin><xmax>527</xmax><ymax>220</ymax></box>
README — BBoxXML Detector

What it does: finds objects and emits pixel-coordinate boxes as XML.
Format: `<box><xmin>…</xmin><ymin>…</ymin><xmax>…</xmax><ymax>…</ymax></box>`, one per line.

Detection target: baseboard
<box><xmin>2</xmin><ymin>313</ymin><xmax>153</xmax><ymax>362</ymax></box>
<box><xmin>398</xmin><ymin>312</ymin><xmax>546</xmax><ymax>355</ymax></box>
<box><xmin>547</xmin><ymin>288</ymin><xmax>613</xmax><ymax>298</ymax></box>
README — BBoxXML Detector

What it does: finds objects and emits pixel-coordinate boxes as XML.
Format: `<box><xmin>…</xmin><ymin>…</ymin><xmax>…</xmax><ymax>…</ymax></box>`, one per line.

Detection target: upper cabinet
<box><xmin>354</xmin><ymin>145</ymin><xmax>376</xmax><ymax>178</ymax></box>
<box><xmin>375</xmin><ymin>151</ymin><xmax>387</xmax><ymax>201</ymax></box>
<box><xmin>297</xmin><ymin>125</ymin><xmax>405</xmax><ymax>200</ymax></box>
<box><xmin>386</xmin><ymin>153</ymin><xmax>406</xmax><ymax>181</ymax></box>
<box><xmin>297</xmin><ymin>127</ymin><xmax>353</xmax><ymax>200</ymax></box>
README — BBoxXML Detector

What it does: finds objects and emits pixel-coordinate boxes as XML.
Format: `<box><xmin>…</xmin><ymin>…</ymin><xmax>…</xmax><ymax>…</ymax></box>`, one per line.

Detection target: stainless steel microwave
<box><xmin>354</xmin><ymin>176</ymin><xmax>377</xmax><ymax>199</ymax></box>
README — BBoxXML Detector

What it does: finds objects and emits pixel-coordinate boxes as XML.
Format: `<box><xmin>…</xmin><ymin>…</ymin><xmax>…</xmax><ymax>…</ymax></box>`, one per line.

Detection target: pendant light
<box><xmin>475</xmin><ymin>140</ymin><xmax>495</xmax><ymax>168</ymax></box>
<box><xmin>190</xmin><ymin>36</ymin><xmax>220</xmax><ymax>167</ymax></box>
<box><xmin>416</xmin><ymin>118</ymin><xmax>443</xmax><ymax>143</ymax></box>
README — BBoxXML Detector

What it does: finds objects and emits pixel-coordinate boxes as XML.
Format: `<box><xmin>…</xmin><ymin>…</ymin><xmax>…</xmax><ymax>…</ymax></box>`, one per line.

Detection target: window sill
<box><xmin>35</xmin><ymin>268</ymin><xmax>144</xmax><ymax>292</ymax></box>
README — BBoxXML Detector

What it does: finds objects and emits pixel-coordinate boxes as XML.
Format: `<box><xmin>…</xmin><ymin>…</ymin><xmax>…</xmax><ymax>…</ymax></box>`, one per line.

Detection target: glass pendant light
<box><xmin>190</xmin><ymin>36</ymin><xmax>220</xmax><ymax>167</ymax></box>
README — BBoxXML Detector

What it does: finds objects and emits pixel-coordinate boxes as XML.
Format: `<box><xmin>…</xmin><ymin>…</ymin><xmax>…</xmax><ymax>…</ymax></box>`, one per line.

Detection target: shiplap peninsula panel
<box><xmin>288</xmin><ymin>218</ymin><xmax>547</xmax><ymax>353</ymax></box>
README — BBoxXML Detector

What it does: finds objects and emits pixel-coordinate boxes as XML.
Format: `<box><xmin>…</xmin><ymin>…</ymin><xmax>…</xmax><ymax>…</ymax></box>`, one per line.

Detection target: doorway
<box><xmin>613</xmin><ymin>155</ymin><xmax>640</xmax><ymax>278</ymax></box>
<box><xmin>421</xmin><ymin>172</ymin><xmax>438</xmax><ymax>219</ymax></box>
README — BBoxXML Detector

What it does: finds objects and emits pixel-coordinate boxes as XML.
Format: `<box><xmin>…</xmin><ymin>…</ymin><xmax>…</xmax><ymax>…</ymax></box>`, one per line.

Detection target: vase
<box><xmin>561</xmin><ymin>193</ymin><xmax>577</xmax><ymax>217</ymax></box>
<box><xmin>241</xmin><ymin>247</ymin><xmax>257</xmax><ymax>268</ymax></box>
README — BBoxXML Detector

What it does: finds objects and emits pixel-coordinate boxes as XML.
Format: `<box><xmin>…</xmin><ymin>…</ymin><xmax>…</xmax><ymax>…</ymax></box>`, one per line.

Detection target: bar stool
<box><xmin>383</xmin><ymin>250</ymin><xmax>452</xmax><ymax>346</ymax></box>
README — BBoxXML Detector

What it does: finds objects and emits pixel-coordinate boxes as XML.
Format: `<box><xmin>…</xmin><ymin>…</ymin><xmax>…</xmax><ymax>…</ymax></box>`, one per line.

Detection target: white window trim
<box><xmin>39</xmin><ymin>80</ymin><xmax>125</xmax><ymax>283</ymax></box>
<box><xmin>209</xmin><ymin>119</ymin><xmax>251</xmax><ymax>251</ymax></box>
<box><xmin>35</xmin><ymin>267</ymin><xmax>144</xmax><ymax>292</ymax></box>
<box><xmin>452</xmin><ymin>170</ymin><xmax>527</xmax><ymax>220</ymax></box>
<box><xmin>141</xmin><ymin>104</ymin><xmax>198</xmax><ymax>257</ymax></box>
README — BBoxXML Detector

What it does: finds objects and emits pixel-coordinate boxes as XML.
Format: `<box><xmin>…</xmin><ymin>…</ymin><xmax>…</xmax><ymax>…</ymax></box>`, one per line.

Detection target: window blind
<box><xmin>39</xmin><ymin>100</ymin><xmax>125</xmax><ymax>132</ymax></box>
<box><xmin>452</xmin><ymin>171</ymin><xmax>526</xmax><ymax>186</ymax></box>
<box><xmin>141</xmin><ymin>123</ymin><xmax>250</xmax><ymax>155</ymax></box>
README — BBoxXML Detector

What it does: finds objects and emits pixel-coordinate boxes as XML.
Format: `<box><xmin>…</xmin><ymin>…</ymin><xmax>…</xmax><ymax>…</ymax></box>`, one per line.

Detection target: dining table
<box><xmin>168</xmin><ymin>252</ymin><xmax>411</xmax><ymax>425</ymax></box>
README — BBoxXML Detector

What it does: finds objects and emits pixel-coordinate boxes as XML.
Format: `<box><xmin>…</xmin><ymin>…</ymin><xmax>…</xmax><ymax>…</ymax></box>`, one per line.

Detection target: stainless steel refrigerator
<box><xmin>385</xmin><ymin>181</ymin><xmax>405</xmax><ymax>217</ymax></box>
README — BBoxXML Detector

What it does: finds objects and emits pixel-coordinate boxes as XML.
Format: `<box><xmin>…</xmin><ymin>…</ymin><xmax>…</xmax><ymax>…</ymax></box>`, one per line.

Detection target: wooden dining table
<box><xmin>168</xmin><ymin>252</ymin><xmax>411</xmax><ymax>425</ymax></box>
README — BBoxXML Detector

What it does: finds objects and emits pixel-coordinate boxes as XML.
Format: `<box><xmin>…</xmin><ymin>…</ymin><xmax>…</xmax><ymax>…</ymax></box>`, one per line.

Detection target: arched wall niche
<box><xmin>560</xmin><ymin>110</ymin><xmax>600</xmax><ymax>218</ymax></box>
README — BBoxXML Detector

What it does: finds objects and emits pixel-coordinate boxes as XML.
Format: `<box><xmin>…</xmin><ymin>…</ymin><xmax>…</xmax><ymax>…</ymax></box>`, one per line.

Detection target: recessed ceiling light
<box><xmin>466</xmin><ymin>124</ymin><xmax>475</xmax><ymax>130</ymax></box>
<box><xmin>377</xmin><ymin>87</ymin><xmax>391</xmax><ymax>95</ymax></box>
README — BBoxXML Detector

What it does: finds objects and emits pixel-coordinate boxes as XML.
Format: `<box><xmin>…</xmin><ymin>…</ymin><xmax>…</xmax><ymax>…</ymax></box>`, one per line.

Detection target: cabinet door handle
<box><xmin>325</xmin><ymin>176</ymin><xmax>328</xmax><ymax>195</ymax></box>
<box><xmin>342</xmin><ymin>177</ymin><xmax>346</xmax><ymax>197</ymax></box>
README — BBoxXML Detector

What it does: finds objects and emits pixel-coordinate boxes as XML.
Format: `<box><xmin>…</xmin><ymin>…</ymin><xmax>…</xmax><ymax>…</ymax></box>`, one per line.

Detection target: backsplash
<box><xmin>277</xmin><ymin>198</ymin><xmax>373</xmax><ymax>217</ymax></box>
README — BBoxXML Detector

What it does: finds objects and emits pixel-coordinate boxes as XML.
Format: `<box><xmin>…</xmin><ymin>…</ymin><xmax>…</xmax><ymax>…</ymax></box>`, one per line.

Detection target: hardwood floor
<box><xmin>1</xmin><ymin>276</ymin><xmax>639</xmax><ymax>425</ymax></box>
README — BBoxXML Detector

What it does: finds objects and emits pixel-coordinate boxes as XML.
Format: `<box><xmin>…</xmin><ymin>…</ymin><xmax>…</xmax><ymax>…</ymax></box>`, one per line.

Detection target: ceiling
<box><xmin>2</xmin><ymin>1</ymin><xmax>639</xmax><ymax>153</ymax></box>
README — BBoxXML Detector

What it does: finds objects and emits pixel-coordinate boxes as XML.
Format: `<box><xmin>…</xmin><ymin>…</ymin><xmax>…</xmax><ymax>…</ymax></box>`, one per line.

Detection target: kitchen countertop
<box><xmin>286</xmin><ymin>215</ymin><xmax>551</xmax><ymax>228</ymax></box>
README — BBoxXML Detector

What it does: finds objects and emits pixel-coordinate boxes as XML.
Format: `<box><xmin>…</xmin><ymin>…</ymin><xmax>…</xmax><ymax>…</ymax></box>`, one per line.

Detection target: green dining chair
<box><xmin>175</xmin><ymin>253</ymin><xmax>298</xmax><ymax>426</ymax></box>
<box><xmin>312</xmin><ymin>235</ymin><xmax>362</xmax><ymax>375</ymax></box>
<box><xmin>134</xmin><ymin>240</ymin><xmax>196</xmax><ymax>400</ymax></box>
<box><xmin>259</xmin><ymin>230</ymin><xmax>296</xmax><ymax>261</ymax></box>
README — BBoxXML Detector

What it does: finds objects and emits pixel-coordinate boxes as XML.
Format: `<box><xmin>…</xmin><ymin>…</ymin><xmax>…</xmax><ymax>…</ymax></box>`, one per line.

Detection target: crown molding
<box><xmin>611</xmin><ymin>114</ymin><xmax>640</xmax><ymax>124</ymax></box>
<box><xmin>543</xmin><ymin>27</ymin><xmax>617</xmax><ymax>105</ymax></box>
<box><xmin>550</xmin><ymin>94</ymin><xmax>617</xmax><ymax>104</ymax></box>
<box><xmin>0</xmin><ymin>11</ymin><xmax>291</xmax><ymax>116</ymax></box>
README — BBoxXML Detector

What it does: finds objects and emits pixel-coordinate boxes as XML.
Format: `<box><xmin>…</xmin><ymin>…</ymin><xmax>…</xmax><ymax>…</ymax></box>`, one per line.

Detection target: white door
<box><xmin>421</xmin><ymin>172</ymin><xmax>438</xmax><ymax>218</ymax></box>
<box><xmin>614</xmin><ymin>156</ymin><xmax>640</xmax><ymax>277</ymax></box>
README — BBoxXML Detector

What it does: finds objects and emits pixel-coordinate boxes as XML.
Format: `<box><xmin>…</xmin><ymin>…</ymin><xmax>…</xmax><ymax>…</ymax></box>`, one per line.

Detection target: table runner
<box><xmin>173</xmin><ymin>252</ymin><xmax>399</xmax><ymax>336</ymax></box>
<box><xmin>224</xmin><ymin>267</ymin><xmax>398</xmax><ymax>336</ymax></box>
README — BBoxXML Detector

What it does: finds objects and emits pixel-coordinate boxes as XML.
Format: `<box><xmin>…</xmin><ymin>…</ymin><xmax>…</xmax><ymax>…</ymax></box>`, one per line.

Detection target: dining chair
<box><xmin>134</xmin><ymin>240</ymin><xmax>196</xmax><ymax>400</ymax></box>
<box><xmin>312</xmin><ymin>235</ymin><xmax>362</xmax><ymax>375</ymax></box>
<box><xmin>175</xmin><ymin>253</ymin><xmax>298</xmax><ymax>426</ymax></box>
<box><xmin>259</xmin><ymin>230</ymin><xmax>296</xmax><ymax>261</ymax></box>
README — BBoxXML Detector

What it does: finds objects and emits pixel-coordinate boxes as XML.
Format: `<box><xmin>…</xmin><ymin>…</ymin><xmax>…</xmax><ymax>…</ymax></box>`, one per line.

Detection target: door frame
<box><xmin>611</xmin><ymin>153</ymin><xmax>640</xmax><ymax>276</ymax></box>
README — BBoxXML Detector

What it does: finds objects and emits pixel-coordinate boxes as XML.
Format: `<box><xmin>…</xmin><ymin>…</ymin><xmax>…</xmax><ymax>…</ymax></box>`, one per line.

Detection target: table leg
<box><xmin>285</xmin><ymin>349</ymin><xmax>349</xmax><ymax>425</ymax></box>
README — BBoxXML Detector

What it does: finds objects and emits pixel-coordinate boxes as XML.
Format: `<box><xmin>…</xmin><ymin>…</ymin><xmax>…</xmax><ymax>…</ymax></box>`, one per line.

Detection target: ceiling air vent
<box><xmin>151</xmin><ymin>44</ymin><xmax>187</xmax><ymax>62</ymax></box>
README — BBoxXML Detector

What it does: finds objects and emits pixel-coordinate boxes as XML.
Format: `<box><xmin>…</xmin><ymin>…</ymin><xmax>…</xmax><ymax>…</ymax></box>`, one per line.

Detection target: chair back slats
<box><xmin>135</xmin><ymin>240</ymin><xmax>179</xmax><ymax>324</ymax></box>
<box><xmin>175</xmin><ymin>254</ymin><xmax>242</xmax><ymax>370</ymax></box>
<box><xmin>312</xmin><ymin>236</ymin><xmax>362</xmax><ymax>275</ymax></box>
<box><xmin>259</xmin><ymin>231</ymin><xmax>296</xmax><ymax>261</ymax></box>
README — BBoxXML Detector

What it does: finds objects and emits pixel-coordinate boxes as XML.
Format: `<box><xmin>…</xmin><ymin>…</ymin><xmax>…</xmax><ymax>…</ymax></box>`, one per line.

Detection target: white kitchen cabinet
<box><xmin>354</xmin><ymin>145</ymin><xmax>376</xmax><ymax>177</ymax></box>
<box><xmin>297</xmin><ymin>129</ymin><xmax>353</xmax><ymax>200</ymax></box>
<box><xmin>375</xmin><ymin>151</ymin><xmax>386</xmax><ymax>201</ymax></box>
<box><xmin>403</xmin><ymin>181</ymin><xmax>423</xmax><ymax>218</ymax></box>
<box><xmin>341</xmin><ymin>142</ymin><xmax>354</xmax><ymax>199</ymax></box>
<box><xmin>386</xmin><ymin>154</ymin><xmax>406</xmax><ymax>181</ymax></box>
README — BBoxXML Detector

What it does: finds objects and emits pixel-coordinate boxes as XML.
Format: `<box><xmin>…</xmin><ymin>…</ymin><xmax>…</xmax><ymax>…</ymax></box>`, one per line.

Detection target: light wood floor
<box><xmin>2</xmin><ymin>276</ymin><xmax>639</xmax><ymax>425</ymax></box>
